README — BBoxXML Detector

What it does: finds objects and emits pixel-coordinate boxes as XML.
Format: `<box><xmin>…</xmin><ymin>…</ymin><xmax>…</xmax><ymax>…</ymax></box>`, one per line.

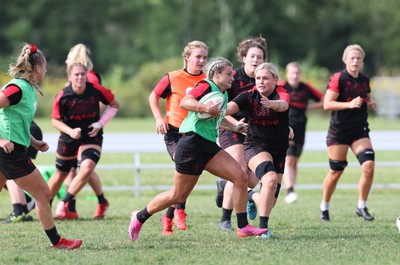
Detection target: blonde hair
<box><xmin>342</xmin><ymin>44</ymin><xmax>365</xmax><ymax>62</ymax></box>
<box><xmin>285</xmin><ymin>61</ymin><xmax>301</xmax><ymax>73</ymax></box>
<box><xmin>8</xmin><ymin>43</ymin><xmax>46</xmax><ymax>95</ymax></box>
<box><xmin>255</xmin><ymin>62</ymin><xmax>280</xmax><ymax>81</ymax></box>
<box><xmin>204</xmin><ymin>57</ymin><xmax>232</xmax><ymax>79</ymax></box>
<box><xmin>236</xmin><ymin>36</ymin><xmax>268</xmax><ymax>63</ymax></box>
<box><xmin>67</xmin><ymin>62</ymin><xmax>87</xmax><ymax>76</ymax></box>
<box><xmin>67</xmin><ymin>43</ymin><xmax>93</xmax><ymax>71</ymax></box>
<box><xmin>182</xmin><ymin>40</ymin><xmax>208</xmax><ymax>67</ymax></box>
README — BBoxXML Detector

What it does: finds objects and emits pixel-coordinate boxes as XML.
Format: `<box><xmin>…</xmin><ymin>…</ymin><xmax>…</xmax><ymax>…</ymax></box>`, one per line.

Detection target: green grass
<box><xmin>1</xmin><ymin>187</ymin><xmax>399</xmax><ymax>264</ymax></box>
<box><xmin>1</xmin><ymin>117</ymin><xmax>399</xmax><ymax>264</ymax></box>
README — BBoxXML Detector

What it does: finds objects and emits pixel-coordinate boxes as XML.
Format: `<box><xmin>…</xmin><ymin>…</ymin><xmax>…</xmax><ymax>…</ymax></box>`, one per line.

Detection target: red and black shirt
<box><xmin>232</xmin><ymin>86</ymin><xmax>290</xmax><ymax>153</ymax></box>
<box><xmin>51</xmin><ymin>81</ymin><xmax>115</xmax><ymax>138</ymax></box>
<box><xmin>228</xmin><ymin>67</ymin><xmax>255</xmax><ymax>122</ymax></box>
<box><xmin>327</xmin><ymin>69</ymin><xmax>370</xmax><ymax>131</ymax></box>
<box><xmin>278</xmin><ymin>80</ymin><xmax>323</xmax><ymax>125</ymax></box>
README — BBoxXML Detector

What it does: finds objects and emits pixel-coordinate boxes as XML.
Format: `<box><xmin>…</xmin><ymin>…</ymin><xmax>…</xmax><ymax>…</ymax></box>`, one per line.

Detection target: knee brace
<box><xmin>255</xmin><ymin>161</ymin><xmax>276</xmax><ymax>180</ymax></box>
<box><xmin>357</xmin><ymin>149</ymin><xmax>375</xmax><ymax>165</ymax></box>
<box><xmin>275</xmin><ymin>183</ymin><xmax>282</xmax><ymax>198</ymax></box>
<box><xmin>55</xmin><ymin>158</ymin><xmax>76</xmax><ymax>172</ymax></box>
<box><xmin>329</xmin><ymin>159</ymin><xmax>348</xmax><ymax>171</ymax></box>
<box><xmin>81</xmin><ymin>148</ymin><xmax>101</xmax><ymax>164</ymax></box>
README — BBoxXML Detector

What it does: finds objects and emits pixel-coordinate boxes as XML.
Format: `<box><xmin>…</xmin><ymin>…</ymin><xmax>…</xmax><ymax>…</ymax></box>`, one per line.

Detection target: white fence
<box><xmin>371</xmin><ymin>76</ymin><xmax>400</xmax><ymax>120</ymax></box>
<box><xmin>43</xmin><ymin>132</ymin><xmax>400</xmax><ymax>197</ymax></box>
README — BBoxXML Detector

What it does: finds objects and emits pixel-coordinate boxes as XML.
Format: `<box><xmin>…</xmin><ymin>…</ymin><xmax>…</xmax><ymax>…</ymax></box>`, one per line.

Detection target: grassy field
<box><xmin>0</xmin><ymin>185</ymin><xmax>399</xmax><ymax>264</ymax></box>
<box><xmin>0</xmin><ymin>116</ymin><xmax>399</xmax><ymax>264</ymax></box>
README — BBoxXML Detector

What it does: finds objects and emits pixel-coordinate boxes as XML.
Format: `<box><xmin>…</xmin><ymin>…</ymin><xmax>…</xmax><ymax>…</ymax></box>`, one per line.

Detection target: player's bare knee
<box><xmin>238</xmin><ymin>173</ymin><xmax>248</xmax><ymax>187</ymax></box>
<box><xmin>261</xmin><ymin>174</ymin><xmax>278</xmax><ymax>191</ymax></box>
<box><xmin>36</xmin><ymin>188</ymin><xmax>51</xmax><ymax>203</ymax></box>
<box><xmin>362</xmin><ymin>160</ymin><xmax>375</xmax><ymax>176</ymax></box>
<box><xmin>268</xmin><ymin>177</ymin><xmax>278</xmax><ymax>190</ymax></box>
<box><xmin>169</xmin><ymin>188</ymin><xmax>187</xmax><ymax>204</ymax></box>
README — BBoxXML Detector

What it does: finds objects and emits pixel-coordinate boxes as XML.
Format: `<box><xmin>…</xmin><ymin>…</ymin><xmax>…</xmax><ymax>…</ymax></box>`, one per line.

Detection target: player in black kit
<box><xmin>49</xmin><ymin>62</ymin><xmax>119</xmax><ymax>220</ymax></box>
<box><xmin>216</xmin><ymin>37</ymin><xmax>267</xmax><ymax>231</ymax></box>
<box><xmin>278</xmin><ymin>62</ymin><xmax>324</xmax><ymax>203</ymax></box>
<box><xmin>227</xmin><ymin>62</ymin><xmax>290</xmax><ymax>238</ymax></box>
<box><xmin>319</xmin><ymin>44</ymin><xmax>377</xmax><ymax>222</ymax></box>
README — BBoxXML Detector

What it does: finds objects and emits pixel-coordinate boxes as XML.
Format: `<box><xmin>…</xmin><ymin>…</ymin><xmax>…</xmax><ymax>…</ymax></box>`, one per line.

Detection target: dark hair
<box><xmin>236</xmin><ymin>36</ymin><xmax>268</xmax><ymax>63</ymax></box>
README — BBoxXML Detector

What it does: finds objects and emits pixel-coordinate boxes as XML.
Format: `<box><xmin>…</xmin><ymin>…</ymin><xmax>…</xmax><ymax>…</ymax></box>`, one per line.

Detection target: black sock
<box><xmin>136</xmin><ymin>207</ymin><xmax>152</xmax><ymax>224</ymax></box>
<box><xmin>166</xmin><ymin>206</ymin><xmax>175</xmax><ymax>219</ymax></box>
<box><xmin>248</xmin><ymin>190</ymin><xmax>255</xmax><ymax>202</ymax></box>
<box><xmin>259</xmin><ymin>216</ymin><xmax>269</xmax><ymax>229</ymax></box>
<box><xmin>287</xmin><ymin>187</ymin><xmax>294</xmax><ymax>194</ymax></box>
<box><xmin>236</xmin><ymin>212</ymin><xmax>248</xmax><ymax>229</ymax></box>
<box><xmin>176</xmin><ymin>202</ymin><xmax>186</xmax><ymax>210</ymax></box>
<box><xmin>22</xmin><ymin>204</ymin><xmax>29</xmax><ymax>214</ymax></box>
<box><xmin>221</xmin><ymin>208</ymin><xmax>233</xmax><ymax>222</ymax></box>
<box><xmin>45</xmin><ymin>226</ymin><xmax>61</xmax><ymax>245</ymax></box>
<box><xmin>25</xmin><ymin>193</ymin><xmax>32</xmax><ymax>203</ymax></box>
<box><xmin>68</xmin><ymin>198</ymin><xmax>76</xmax><ymax>212</ymax></box>
<box><xmin>62</xmin><ymin>192</ymin><xmax>75</xmax><ymax>203</ymax></box>
<box><xmin>12</xmin><ymin>203</ymin><xmax>23</xmax><ymax>216</ymax></box>
<box><xmin>97</xmin><ymin>193</ymin><xmax>106</xmax><ymax>204</ymax></box>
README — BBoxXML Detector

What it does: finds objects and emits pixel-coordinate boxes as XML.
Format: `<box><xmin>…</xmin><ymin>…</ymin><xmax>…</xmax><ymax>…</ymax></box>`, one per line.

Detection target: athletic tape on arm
<box><xmin>94</xmin><ymin>106</ymin><xmax>118</xmax><ymax>129</ymax></box>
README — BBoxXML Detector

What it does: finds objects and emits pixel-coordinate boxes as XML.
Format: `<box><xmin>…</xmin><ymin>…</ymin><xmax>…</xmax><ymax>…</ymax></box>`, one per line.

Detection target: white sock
<box><xmin>320</xmin><ymin>201</ymin><xmax>329</xmax><ymax>211</ymax></box>
<box><xmin>358</xmin><ymin>200</ymin><xmax>367</xmax><ymax>209</ymax></box>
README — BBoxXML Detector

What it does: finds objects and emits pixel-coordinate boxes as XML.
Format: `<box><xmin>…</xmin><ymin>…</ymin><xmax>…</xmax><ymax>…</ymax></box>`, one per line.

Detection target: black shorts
<box><xmin>26</xmin><ymin>121</ymin><xmax>43</xmax><ymax>159</ymax></box>
<box><xmin>0</xmin><ymin>143</ymin><xmax>36</xmax><ymax>180</ymax></box>
<box><xmin>164</xmin><ymin>125</ymin><xmax>182</xmax><ymax>160</ymax></box>
<box><xmin>326</xmin><ymin>126</ymin><xmax>370</xmax><ymax>146</ymax></box>
<box><xmin>287</xmin><ymin>123</ymin><xmax>305</xmax><ymax>157</ymax></box>
<box><xmin>174</xmin><ymin>132</ymin><xmax>221</xmax><ymax>175</ymax></box>
<box><xmin>218</xmin><ymin>129</ymin><xmax>245</xmax><ymax>149</ymax></box>
<box><xmin>56</xmin><ymin>134</ymin><xmax>103</xmax><ymax>157</ymax></box>
<box><xmin>244</xmin><ymin>140</ymin><xmax>286</xmax><ymax>174</ymax></box>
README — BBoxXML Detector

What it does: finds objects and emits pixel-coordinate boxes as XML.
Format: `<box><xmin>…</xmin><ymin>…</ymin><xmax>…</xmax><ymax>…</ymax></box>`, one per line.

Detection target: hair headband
<box><xmin>29</xmin><ymin>44</ymin><xmax>37</xmax><ymax>54</ymax></box>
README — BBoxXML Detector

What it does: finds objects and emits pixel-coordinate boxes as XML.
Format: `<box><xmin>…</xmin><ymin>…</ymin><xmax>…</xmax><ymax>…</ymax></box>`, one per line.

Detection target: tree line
<box><xmin>0</xmin><ymin>0</ymin><xmax>399</xmax><ymax>117</ymax></box>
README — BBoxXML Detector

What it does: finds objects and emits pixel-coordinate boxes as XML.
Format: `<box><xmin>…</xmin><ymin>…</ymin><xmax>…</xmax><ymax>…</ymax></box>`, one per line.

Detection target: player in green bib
<box><xmin>128</xmin><ymin>57</ymin><xmax>268</xmax><ymax>241</ymax></box>
<box><xmin>0</xmin><ymin>43</ymin><xmax>81</xmax><ymax>249</ymax></box>
<box><xmin>179</xmin><ymin>80</ymin><xmax>228</xmax><ymax>142</ymax></box>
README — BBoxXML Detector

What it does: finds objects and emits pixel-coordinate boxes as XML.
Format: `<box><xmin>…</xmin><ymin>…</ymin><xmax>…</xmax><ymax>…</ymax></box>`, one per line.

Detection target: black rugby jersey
<box><xmin>327</xmin><ymin>69</ymin><xmax>370</xmax><ymax>130</ymax></box>
<box><xmin>51</xmin><ymin>82</ymin><xmax>115</xmax><ymax>138</ymax></box>
<box><xmin>228</xmin><ymin>67</ymin><xmax>255</xmax><ymax>122</ymax></box>
<box><xmin>233</xmin><ymin>86</ymin><xmax>289</xmax><ymax>152</ymax></box>
<box><xmin>278</xmin><ymin>80</ymin><xmax>323</xmax><ymax>125</ymax></box>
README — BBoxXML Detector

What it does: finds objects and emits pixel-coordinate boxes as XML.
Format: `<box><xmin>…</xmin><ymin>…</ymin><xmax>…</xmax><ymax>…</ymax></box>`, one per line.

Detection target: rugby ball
<box><xmin>196</xmin><ymin>91</ymin><xmax>225</xmax><ymax>120</ymax></box>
